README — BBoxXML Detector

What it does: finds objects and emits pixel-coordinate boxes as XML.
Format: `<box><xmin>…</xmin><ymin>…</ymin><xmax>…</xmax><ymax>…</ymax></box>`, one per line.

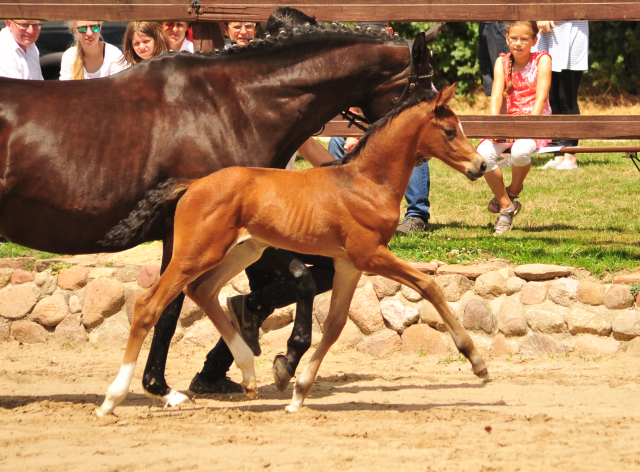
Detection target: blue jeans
<box><xmin>330</xmin><ymin>137</ymin><xmax>430</xmax><ymax>221</ymax></box>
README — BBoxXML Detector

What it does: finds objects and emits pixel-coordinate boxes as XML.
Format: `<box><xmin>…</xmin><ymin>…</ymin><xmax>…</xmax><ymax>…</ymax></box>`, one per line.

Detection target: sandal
<box><xmin>488</xmin><ymin>185</ymin><xmax>523</xmax><ymax>214</ymax></box>
<box><xmin>494</xmin><ymin>201</ymin><xmax>522</xmax><ymax>235</ymax></box>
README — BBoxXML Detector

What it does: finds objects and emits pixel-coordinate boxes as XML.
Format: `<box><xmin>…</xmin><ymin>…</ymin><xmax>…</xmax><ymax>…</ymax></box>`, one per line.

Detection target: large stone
<box><xmin>11</xmin><ymin>269</ymin><xmax>34</xmax><ymax>285</ymax></box>
<box><xmin>137</xmin><ymin>264</ymin><xmax>161</xmax><ymax>289</ymax></box>
<box><xmin>230</xmin><ymin>272</ymin><xmax>251</xmax><ymax>295</ymax></box>
<box><xmin>372</xmin><ymin>276</ymin><xmax>401</xmax><ymax>299</ymax></box>
<box><xmin>548</xmin><ymin>278</ymin><xmax>579</xmax><ymax>307</ymax></box>
<box><xmin>436</xmin><ymin>265</ymin><xmax>490</xmax><ymax>279</ymax></box>
<box><xmin>380</xmin><ymin>299</ymin><xmax>419</xmax><ymax>333</ymax></box>
<box><xmin>312</xmin><ymin>292</ymin><xmax>333</xmax><ymax>332</ymax></box>
<box><xmin>492</xmin><ymin>333</ymin><xmax>518</xmax><ymax>357</ymax></box>
<box><xmin>57</xmin><ymin>266</ymin><xmax>90</xmax><ymax>291</ymax></box>
<box><xmin>626</xmin><ymin>337</ymin><xmax>640</xmax><ymax>357</ymax></box>
<box><xmin>520</xmin><ymin>282</ymin><xmax>548</xmax><ymax>305</ymax></box>
<box><xmin>348</xmin><ymin>283</ymin><xmax>384</xmax><ymax>335</ymax></box>
<box><xmin>82</xmin><ymin>278</ymin><xmax>125</xmax><ymax>328</ymax></box>
<box><xmin>401</xmin><ymin>285</ymin><xmax>422</xmax><ymax>302</ymax></box>
<box><xmin>262</xmin><ymin>306</ymin><xmax>294</xmax><ymax>333</ymax></box>
<box><xmin>0</xmin><ymin>283</ymin><xmax>40</xmax><ymax>320</ymax></box>
<box><xmin>356</xmin><ymin>329</ymin><xmax>401</xmax><ymax>357</ymax></box>
<box><xmin>0</xmin><ymin>268</ymin><xmax>13</xmax><ymax>289</ymax></box>
<box><xmin>605</xmin><ymin>284</ymin><xmax>635</xmax><ymax>310</ymax></box>
<box><xmin>35</xmin><ymin>270</ymin><xmax>58</xmax><ymax>296</ymax></box>
<box><xmin>567</xmin><ymin>306</ymin><xmax>612</xmax><ymax>336</ymax></box>
<box><xmin>0</xmin><ymin>323</ymin><xmax>11</xmax><ymax>342</ymax></box>
<box><xmin>514</xmin><ymin>264</ymin><xmax>572</xmax><ymax>281</ymax></box>
<box><xmin>30</xmin><ymin>293</ymin><xmax>69</xmax><ymax>327</ymax></box>
<box><xmin>0</xmin><ymin>257</ymin><xmax>35</xmax><ymax>270</ymax></box>
<box><xmin>89</xmin><ymin>312</ymin><xmax>130</xmax><ymax>347</ymax></box>
<box><xmin>504</xmin><ymin>276</ymin><xmax>525</xmax><ymax>295</ymax></box>
<box><xmin>11</xmin><ymin>320</ymin><xmax>48</xmax><ymax>344</ymax></box>
<box><xmin>519</xmin><ymin>333</ymin><xmax>567</xmax><ymax>356</ymax></box>
<box><xmin>178</xmin><ymin>295</ymin><xmax>205</xmax><ymax>328</ymax></box>
<box><xmin>419</xmin><ymin>300</ymin><xmax>446</xmax><ymax>332</ymax></box>
<box><xmin>330</xmin><ymin>319</ymin><xmax>364</xmax><ymax>353</ymax></box>
<box><xmin>497</xmin><ymin>297</ymin><xmax>528</xmax><ymax>337</ymax></box>
<box><xmin>125</xmin><ymin>288</ymin><xmax>145</xmax><ymax>323</ymax></box>
<box><xmin>524</xmin><ymin>307</ymin><xmax>566</xmax><ymax>333</ymax></box>
<box><xmin>117</xmin><ymin>265</ymin><xmax>141</xmax><ymax>283</ymax></box>
<box><xmin>463</xmin><ymin>298</ymin><xmax>496</xmax><ymax>334</ymax></box>
<box><xmin>574</xmin><ymin>335</ymin><xmax>620</xmax><ymax>356</ymax></box>
<box><xmin>612</xmin><ymin>311</ymin><xmax>640</xmax><ymax>341</ymax></box>
<box><xmin>88</xmin><ymin>268</ymin><xmax>118</xmax><ymax>280</ymax></box>
<box><xmin>400</xmin><ymin>323</ymin><xmax>448</xmax><ymax>355</ymax></box>
<box><xmin>180</xmin><ymin>318</ymin><xmax>221</xmax><ymax>347</ymax></box>
<box><xmin>613</xmin><ymin>273</ymin><xmax>640</xmax><ymax>284</ymax></box>
<box><xmin>68</xmin><ymin>295</ymin><xmax>82</xmax><ymax>314</ymax></box>
<box><xmin>407</xmin><ymin>261</ymin><xmax>438</xmax><ymax>274</ymax></box>
<box><xmin>435</xmin><ymin>274</ymin><xmax>472</xmax><ymax>302</ymax></box>
<box><xmin>54</xmin><ymin>313</ymin><xmax>88</xmax><ymax>346</ymax></box>
<box><xmin>474</xmin><ymin>271</ymin><xmax>506</xmax><ymax>299</ymax></box>
<box><xmin>578</xmin><ymin>281</ymin><xmax>606</xmax><ymax>306</ymax></box>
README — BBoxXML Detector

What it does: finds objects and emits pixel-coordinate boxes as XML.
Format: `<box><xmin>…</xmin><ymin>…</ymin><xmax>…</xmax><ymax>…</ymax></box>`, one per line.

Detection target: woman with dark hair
<box><xmin>122</xmin><ymin>21</ymin><xmax>168</xmax><ymax>65</ymax></box>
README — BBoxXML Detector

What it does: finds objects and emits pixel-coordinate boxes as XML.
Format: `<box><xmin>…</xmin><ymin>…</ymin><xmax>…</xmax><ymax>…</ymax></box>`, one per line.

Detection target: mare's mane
<box><xmin>156</xmin><ymin>22</ymin><xmax>405</xmax><ymax>64</ymax></box>
<box><xmin>329</xmin><ymin>91</ymin><xmax>438</xmax><ymax>166</ymax></box>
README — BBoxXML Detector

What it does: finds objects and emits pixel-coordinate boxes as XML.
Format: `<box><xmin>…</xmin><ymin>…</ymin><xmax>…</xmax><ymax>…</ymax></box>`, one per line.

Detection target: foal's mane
<box><xmin>328</xmin><ymin>91</ymin><xmax>437</xmax><ymax>166</ymax></box>
<box><xmin>160</xmin><ymin>22</ymin><xmax>405</xmax><ymax>63</ymax></box>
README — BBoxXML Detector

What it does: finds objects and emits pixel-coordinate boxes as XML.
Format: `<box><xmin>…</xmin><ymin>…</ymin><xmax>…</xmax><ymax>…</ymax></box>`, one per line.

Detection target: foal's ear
<box><xmin>436</xmin><ymin>82</ymin><xmax>458</xmax><ymax>108</ymax></box>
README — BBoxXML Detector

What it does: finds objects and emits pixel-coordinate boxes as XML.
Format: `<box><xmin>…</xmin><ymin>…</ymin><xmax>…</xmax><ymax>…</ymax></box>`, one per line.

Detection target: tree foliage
<box><xmin>391</xmin><ymin>21</ymin><xmax>640</xmax><ymax>96</ymax></box>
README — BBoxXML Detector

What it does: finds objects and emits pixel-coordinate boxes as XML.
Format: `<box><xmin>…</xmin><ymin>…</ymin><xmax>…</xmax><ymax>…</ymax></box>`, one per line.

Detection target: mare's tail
<box><xmin>99</xmin><ymin>178</ymin><xmax>193</xmax><ymax>247</ymax></box>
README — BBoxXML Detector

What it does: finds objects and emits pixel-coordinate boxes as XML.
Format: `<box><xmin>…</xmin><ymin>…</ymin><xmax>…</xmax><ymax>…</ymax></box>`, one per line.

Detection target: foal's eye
<box><xmin>444</xmin><ymin>128</ymin><xmax>456</xmax><ymax>137</ymax></box>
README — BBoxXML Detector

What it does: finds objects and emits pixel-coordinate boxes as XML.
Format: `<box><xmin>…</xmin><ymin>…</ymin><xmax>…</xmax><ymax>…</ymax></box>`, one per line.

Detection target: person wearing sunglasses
<box><xmin>60</xmin><ymin>21</ymin><xmax>126</xmax><ymax>80</ymax></box>
<box><xmin>122</xmin><ymin>21</ymin><xmax>169</xmax><ymax>66</ymax></box>
<box><xmin>161</xmin><ymin>21</ymin><xmax>193</xmax><ymax>53</ymax></box>
<box><xmin>0</xmin><ymin>19</ymin><xmax>44</xmax><ymax>80</ymax></box>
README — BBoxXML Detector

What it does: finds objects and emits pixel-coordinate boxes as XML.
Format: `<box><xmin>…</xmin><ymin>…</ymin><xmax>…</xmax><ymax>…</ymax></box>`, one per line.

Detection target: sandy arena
<box><xmin>1</xmin><ymin>339</ymin><xmax>640</xmax><ymax>472</ymax></box>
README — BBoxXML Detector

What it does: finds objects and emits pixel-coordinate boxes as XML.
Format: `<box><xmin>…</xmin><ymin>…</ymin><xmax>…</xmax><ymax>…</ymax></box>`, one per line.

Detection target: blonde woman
<box><xmin>60</xmin><ymin>21</ymin><xmax>126</xmax><ymax>80</ymax></box>
<box><xmin>122</xmin><ymin>21</ymin><xmax>168</xmax><ymax>66</ymax></box>
<box><xmin>161</xmin><ymin>21</ymin><xmax>193</xmax><ymax>52</ymax></box>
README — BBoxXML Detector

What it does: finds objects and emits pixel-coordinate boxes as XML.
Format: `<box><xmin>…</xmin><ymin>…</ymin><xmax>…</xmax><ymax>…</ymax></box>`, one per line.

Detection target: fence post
<box><xmin>192</xmin><ymin>21</ymin><xmax>225</xmax><ymax>52</ymax></box>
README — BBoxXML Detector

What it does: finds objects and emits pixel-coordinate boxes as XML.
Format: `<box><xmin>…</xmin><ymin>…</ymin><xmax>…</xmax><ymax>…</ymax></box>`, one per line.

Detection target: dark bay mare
<box><xmin>96</xmin><ymin>84</ymin><xmax>488</xmax><ymax>416</ymax></box>
<box><xmin>0</xmin><ymin>22</ymin><xmax>441</xmax><ymax>406</ymax></box>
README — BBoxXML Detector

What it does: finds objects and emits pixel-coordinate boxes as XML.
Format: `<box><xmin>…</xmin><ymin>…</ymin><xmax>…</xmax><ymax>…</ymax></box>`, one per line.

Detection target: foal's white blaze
<box><xmin>458</xmin><ymin>117</ymin><xmax>466</xmax><ymax>137</ymax></box>
<box><xmin>95</xmin><ymin>362</ymin><xmax>136</xmax><ymax>417</ymax></box>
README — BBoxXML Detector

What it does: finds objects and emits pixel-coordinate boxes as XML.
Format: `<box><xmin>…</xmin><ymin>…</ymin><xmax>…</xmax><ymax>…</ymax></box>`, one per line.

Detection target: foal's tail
<box><xmin>99</xmin><ymin>178</ymin><xmax>193</xmax><ymax>247</ymax></box>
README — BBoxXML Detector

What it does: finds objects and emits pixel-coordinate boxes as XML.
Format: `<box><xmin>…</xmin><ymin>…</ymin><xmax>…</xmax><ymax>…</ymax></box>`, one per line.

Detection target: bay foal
<box><xmin>96</xmin><ymin>84</ymin><xmax>488</xmax><ymax>417</ymax></box>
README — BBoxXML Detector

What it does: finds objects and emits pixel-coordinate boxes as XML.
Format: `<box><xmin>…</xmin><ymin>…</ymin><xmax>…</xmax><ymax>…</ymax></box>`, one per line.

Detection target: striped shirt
<box><xmin>532</xmin><ymin>21</ymin><xmax>589</xmax><ymax>72</ymax></box>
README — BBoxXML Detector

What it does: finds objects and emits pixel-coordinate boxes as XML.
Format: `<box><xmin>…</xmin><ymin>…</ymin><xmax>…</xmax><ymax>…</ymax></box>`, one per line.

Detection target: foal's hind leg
<box><xmin>186</xmin><ymin>239</ymin><xmax>268</xmax><ymax>398</ymax></box>
<box><xmin>363</xmin><ymin>246</ymin><xmax>487</xmax><ymax>378</ymax></box>
<box><xmin>251</xmin><ymin>248</ymin><xmax>317</xmax><ymax>392</ymax></box>
<box><xmin>287</xmin><ymin>259</ymin><xmax>361</xmax><ymax>412</ymax></box>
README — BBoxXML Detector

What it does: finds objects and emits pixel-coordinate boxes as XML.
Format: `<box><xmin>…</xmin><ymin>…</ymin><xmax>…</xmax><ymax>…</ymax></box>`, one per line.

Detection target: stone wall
<box><xmin>1</xmin><ymin>256</ymin><xmax>639</xmax><ymax>359</ymax></box>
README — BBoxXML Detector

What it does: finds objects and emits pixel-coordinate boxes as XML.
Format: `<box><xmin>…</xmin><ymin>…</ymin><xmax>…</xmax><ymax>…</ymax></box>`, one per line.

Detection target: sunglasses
<box><xmin>11</xmin><ymin>21</ymin><xmax>43</xmax><ymax>31</ymax></box>
<box><xmin>76</xmin><ymin>24</ymin><xmax>101</xmax><ymax>34</ymax></box>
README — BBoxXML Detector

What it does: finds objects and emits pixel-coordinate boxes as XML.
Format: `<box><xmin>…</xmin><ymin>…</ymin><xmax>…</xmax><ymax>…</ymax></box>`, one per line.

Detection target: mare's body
<box><xmin>0</xmin><ymin>24</ymin><xmax>438</xmax><ymax>404</ymax></box>
<box><xmin>96</xmin><ymin>85</ymin><xmax>488</xmax><ymax>416</ymax></box>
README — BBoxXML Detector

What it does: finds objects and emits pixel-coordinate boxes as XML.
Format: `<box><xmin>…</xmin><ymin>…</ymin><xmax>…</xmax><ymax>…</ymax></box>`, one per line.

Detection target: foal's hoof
<box><xmin>242</xmin><ymin>386</ymin><xmax>256</xmax><ymax>400</ymax></box>
<box><xmin>272</xmin><ymin>355</ymin><xmax>293</xmax><ymax>392</ymax></box>
<box><xmin>473</xmin><ymin>366</ymin><xmax>489</xmax><ymax>379</ymax></box>
<box><xmin>162</xmin><ymin>389</ymin><xmax>191</xmax><ymax>408</ymax></box>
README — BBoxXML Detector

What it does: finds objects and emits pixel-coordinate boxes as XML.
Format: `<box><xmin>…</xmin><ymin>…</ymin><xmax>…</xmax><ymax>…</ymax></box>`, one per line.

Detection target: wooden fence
<box><xmin>1</xmin><ymin>0</ymin><xmax>639</xmax><ymax>139</ymax></box>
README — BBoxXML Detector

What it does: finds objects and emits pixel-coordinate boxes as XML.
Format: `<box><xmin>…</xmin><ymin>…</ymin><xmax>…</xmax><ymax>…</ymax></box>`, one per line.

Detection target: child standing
<box><xmin>478</xmin><ymin>21</ymin><xmax>552</xmax><ymax>234</ymax></box>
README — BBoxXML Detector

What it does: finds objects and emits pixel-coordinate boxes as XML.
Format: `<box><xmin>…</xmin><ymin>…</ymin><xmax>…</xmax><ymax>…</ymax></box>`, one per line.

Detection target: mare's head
<box><xmin>357</xmin><ymin>22</ymin><xmax>445</xmax><ymax>122</ymax></box>
<box><xmin>417</xmin><ymin>83</ymin><xmax>486</xmax><ymax>181</ymax></box>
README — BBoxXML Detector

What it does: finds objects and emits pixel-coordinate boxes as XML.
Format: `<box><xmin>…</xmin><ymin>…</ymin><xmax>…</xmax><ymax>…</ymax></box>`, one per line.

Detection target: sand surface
<box><xmin>1</xmin><ymin>341</ymin><xmax>640</xmax><ymax>471</ymax></box>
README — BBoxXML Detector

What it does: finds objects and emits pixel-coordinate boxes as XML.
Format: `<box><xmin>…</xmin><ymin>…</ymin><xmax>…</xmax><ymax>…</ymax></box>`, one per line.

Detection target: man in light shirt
<box><xmin>0</xmin><ymin>19</ymin><xmax>44</xmax><ymax>80</ymax></box>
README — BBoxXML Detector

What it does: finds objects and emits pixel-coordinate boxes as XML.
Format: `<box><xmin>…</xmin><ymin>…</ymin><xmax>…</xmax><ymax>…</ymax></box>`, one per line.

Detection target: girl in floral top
<box><xmin>478</xmin><ymin>20</ymin><xmax>551</xmax><ymax>234</ymax></box>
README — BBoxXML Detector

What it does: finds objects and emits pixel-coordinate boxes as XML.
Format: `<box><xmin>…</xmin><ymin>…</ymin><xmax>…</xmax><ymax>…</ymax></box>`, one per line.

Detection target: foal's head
<box><xmin>418</xmin><ymin>84</ymin><xmax>486</xmax><ymax>181</ymax></box>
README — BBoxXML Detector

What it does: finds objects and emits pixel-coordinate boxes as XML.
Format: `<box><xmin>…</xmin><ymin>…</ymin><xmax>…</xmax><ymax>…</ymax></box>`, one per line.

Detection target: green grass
<box><xmin>390</xmin><ymin>140</ymin><xmax>640</xmax><ymax>279</ymax></box>
<box><xmin>0</xmin><ymin>241</ymin><xmax>59</xmax><ymax>260</ymax></box>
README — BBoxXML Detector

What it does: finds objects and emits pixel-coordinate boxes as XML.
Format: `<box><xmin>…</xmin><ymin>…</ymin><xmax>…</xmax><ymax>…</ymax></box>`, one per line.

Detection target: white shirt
<box><xmin>59</xmin><ymin>42</ymin><xmax>126</xmax><ymax>80</ymax></box>
<box><xmin>532</xmin><ymin>21</ymin><xmax>589</xmax><ymax>72</ymax></box>
<box><xmin>180</xmin><ymin>38</ymin><xmax>194</xmax><ymax>53</ymax></box>
<box><xmin>0</xmin><ymin>27</ymin><xmax>43</xmax><ymax>80</ymax></box>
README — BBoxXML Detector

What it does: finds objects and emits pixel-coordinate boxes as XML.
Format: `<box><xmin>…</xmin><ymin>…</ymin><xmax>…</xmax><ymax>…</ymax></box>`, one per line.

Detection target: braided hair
<box><xmin>503</xmin><ymin>21</ymin><xmax>539</xmax><ymax>98</ymax></box>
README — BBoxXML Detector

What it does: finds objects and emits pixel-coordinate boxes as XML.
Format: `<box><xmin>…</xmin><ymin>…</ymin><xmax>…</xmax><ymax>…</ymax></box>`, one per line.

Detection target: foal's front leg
<box><xmin>364</xmin><ymin>246</ymin><xmax>488</xmax><ymax>378</ymax></box>
<box><xmin>287</xmin><ymin>258</ymin><xmax>361</xmax><ymax>412</ymax></box>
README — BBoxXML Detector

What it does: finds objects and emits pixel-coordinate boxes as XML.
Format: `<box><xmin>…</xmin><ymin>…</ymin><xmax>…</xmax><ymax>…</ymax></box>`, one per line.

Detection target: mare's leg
<box><xmin>96</xmin><ymin>261</ymin><xmax>199</xmax><ymax>417</ymax></box>
<box><xmin>287</xmin><ymin>258</ymin><xmax>361</xmax><ymax>412</ymax></box>
<box><xmin>363</xmin><ymin>246</ymin><xmax>487</xmax><ymax>378</ymax></box>
<box><xmin>186</xmin><ymin>239</ymin><xmax>268</xmax><ymax>398</ymax></box>
<box><xmin>142</xmin><ymin>233</ymin><xmax>187</xmax><ymax>403</ymax></box>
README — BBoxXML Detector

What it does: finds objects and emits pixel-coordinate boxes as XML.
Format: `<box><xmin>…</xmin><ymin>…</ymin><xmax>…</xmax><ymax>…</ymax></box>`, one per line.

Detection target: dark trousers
<box><xmin>478</xmin><ymin>22</ymin><xmax>509</xmax><ymax>97</ymax></box>
<box><xmin>199</xmin><ymin>249</ymin><xmax>335</xmax><ymax>381</ymax></box>
<box><xmin>548</xmin><ymin>70</ymin><xmax>584</xmax><ymax>149</ymax></box>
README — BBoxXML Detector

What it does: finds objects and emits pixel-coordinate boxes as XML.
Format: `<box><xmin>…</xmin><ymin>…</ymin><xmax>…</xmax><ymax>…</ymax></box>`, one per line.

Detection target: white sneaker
<box><xmin>556</xmin><ymin>160</ymin><xmax>578</xmax><ymax>170</ymax></box>
<box><xmin>539</xmin><ymin>159</ymin><xmax>560</xmax><ymax>169</ymax></box>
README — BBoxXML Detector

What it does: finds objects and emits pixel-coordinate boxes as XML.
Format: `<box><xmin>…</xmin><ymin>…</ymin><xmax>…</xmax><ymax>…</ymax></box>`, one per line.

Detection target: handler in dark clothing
<box><xmin>189</xmin><ymin>7</ymin><xmax>336</xmax><ymax>394</ymax></box>
<box><xmin>478</xmin><ymin>22</ymin><xmax>509</xmax><ymax>97</ymax></box>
